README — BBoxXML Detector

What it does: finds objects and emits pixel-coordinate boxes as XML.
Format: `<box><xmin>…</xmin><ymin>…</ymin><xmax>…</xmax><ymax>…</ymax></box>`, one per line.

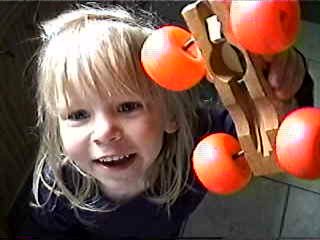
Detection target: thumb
<box><xmin>261</xmin><ymin>54</ymin><xmax>274</xmax><ymax>63</ymax></box>
<box><xmin>250</xmin><ymin>54</ymin><xmax>270</xmax><ymax>74</ymax></box>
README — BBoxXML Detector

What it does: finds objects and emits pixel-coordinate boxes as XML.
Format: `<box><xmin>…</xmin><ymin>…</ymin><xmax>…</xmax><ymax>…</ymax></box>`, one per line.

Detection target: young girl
<box><xmin>13</xmin><ymin>4</ymin><xmax>313</xmax><ymax>239</ymax></box>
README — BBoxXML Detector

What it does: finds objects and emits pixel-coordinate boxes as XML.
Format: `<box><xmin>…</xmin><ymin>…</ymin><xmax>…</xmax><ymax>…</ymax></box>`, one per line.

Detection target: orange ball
<box><xmin>141</xmin><ymin>25</ymin><xmax>206</xmax><ymax>91</ymax></box>
<box><xmin>230</xmin><ymin>0</ymin><xmax>300</xmax><ymax>54</ymax></box>
<box><xmin>276</xmin><ymin>107</ymin><xmax>320</xmax><ymax>179</ymax></box>
<box><xmin>192</xmin><ymin>133</ymin><xmax>252</xmax><ymax>195</ymax></box>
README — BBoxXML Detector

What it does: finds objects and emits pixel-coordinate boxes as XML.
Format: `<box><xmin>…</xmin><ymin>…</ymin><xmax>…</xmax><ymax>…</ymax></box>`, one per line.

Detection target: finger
<box><xmin>273</xmin><ymin>49</ymin><xmax>295</xmax><ymax>92</ymax></box>
<box><xmin>274</xmin><ymin>49</ymin><xmax>305</xmax><ymax>100</ymax></box>
<box><xmin>261</xmin><ymin>54</ymin><xmax>273</xmax><ymax>63</ymax></box>
<box><xmin>250</xmin><ymin>54</ymin><xmax>269</xmax><ymax>74</ymax></box>
<box><xmin>268</xmin><ymin>50</ymin><xmax>290</xmax><ymax>89</ymax></box>
<box><xmin>273</xmin><ymin>49</ymin><xmax>297</xmax><ymax>99</ymax></box>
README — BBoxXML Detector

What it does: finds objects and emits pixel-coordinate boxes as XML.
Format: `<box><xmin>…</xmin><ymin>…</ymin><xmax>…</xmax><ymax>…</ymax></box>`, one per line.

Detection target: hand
<box><xmin>267</xmin><ymin>48</ymin><xmax>305</xmax><ymax>101</ymax></box>
<box><xmin>212</xmin><ymin>0</ymin><xmax>305</xmax><ymax>100</ymax></box>
<box><xmin>252</xmin><ymin>48</ymin><xmax>306</xmax><ymax>115</ymax></box>
<box><xmin>212</xmin><ymin>1</ymin><xmax>305</xmax><ymax>115</ymax></box>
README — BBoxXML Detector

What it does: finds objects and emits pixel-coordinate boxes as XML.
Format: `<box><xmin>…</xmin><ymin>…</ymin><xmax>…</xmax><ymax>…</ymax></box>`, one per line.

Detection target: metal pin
<box><xmin>232</xmin><ymin>150</ymin><xmax>245</xmax><ymax>160</ymax></box>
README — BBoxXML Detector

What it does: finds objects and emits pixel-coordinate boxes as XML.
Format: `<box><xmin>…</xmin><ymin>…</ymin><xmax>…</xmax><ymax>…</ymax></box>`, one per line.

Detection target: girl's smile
<box><xmin>93</xmin><ymin>153</ymin><xmax>137</xmax><ymax>170</ymax></box>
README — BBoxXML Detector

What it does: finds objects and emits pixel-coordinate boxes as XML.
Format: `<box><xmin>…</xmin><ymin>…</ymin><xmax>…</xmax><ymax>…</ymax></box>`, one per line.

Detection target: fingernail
<box><xmin>269</xmin><ymin>74</ymin><xmax>280</xmax><ymax>89</ymax></box>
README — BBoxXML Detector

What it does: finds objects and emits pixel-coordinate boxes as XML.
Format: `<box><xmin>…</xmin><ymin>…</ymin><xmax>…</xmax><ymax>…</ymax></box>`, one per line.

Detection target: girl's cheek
<box><xmin>60</xmin><ymin>126</ymin><xmax>89</xmax><ymax>159</ymax></box>
<box><xmin>63</xmin><ymin>139</ymin><xmax>89</xmax><ymax>165</ymax></box>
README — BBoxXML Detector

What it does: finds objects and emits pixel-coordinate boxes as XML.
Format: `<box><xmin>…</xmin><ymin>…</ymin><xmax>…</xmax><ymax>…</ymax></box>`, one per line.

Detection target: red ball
<box><xmin>230</xmin><ymin>0</ymin><xmax>300</xmax><ymax>54</ymax></box>
<box><xmin>141</xmin><ymin>25</ymin><xmax>205</xmax><ymax>91</ymax></box>
<box><xmin>192</xmin><ymin>133</ymin><xmax>252</xmax><ymax>195</ymax></box>
<box><xmin>276</xmin><ymin>107</ymin><xmax>320</xmax><ymax>179</ymax></box>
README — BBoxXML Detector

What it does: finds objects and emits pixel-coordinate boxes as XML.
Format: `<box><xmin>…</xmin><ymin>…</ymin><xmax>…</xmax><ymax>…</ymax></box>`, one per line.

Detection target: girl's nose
<box><xmin>92</xmin><ymin>115</ymin><xmax>122</xmax><ymax>145</ymax></box>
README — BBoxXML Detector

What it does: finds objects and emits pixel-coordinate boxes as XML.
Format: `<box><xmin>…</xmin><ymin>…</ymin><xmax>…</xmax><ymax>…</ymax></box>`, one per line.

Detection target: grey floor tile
<box><xmin>295</xmin><ymin>21</ymin><xmax>320</xmax><ymax>62</ymax></box>
<box><xmin>268</xmin><ymin>173</ymin><xmax>320</xmax><ymax>194</ymax></box>
<box><xmin>182</xmin><ymin>177</ymin><xmax>288</xmax><ymax>239</ymax></box>
<box><xmin>307</xmin><ymin>59</ymin><xmax>320</xmax><ymax>106</ymax></box>
<box><xmin>281</xmin><ymin>187</ymin><xmax>320</xmax><ymax>238</ymax></box>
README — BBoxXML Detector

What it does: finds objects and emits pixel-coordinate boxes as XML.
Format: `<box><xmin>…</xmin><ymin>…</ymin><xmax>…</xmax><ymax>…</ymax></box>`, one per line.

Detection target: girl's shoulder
<box><xmin>36</xmin><ymin>163</ymin><xmax>72</xmax><ymax>210</ymax></box>
<box><xmin>195</xmin><ymin>101</ymin><xmax>236</xmax><ymax>140</ymax></box>
<box><xmin>22</xmin><ymin>164</ymin><xmax>81</xmax><ymax>234</ymax></box>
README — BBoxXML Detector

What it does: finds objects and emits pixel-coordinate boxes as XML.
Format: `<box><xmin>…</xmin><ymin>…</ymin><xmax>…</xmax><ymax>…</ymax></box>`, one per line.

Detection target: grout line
<box><xmin>262</xmin><ymin>176</ymin><xmax>320</xmax><ymax>196</ymax></box>
<box><xmin>307</xmin><ymin>58</ymin><xmax>320</xmax><ymax>65</ymax></box>
<box><xmin>278</xmin><ymin>185</ymin><xmax>290</xmax><ymax>238</ymax></box>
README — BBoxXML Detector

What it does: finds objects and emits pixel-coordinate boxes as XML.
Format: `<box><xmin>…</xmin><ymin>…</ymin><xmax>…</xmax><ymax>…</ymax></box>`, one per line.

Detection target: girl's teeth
<box><xmin>99</xmin><ymin>154</ymin><xmax>130</xmax><ymax>163</ymax></box>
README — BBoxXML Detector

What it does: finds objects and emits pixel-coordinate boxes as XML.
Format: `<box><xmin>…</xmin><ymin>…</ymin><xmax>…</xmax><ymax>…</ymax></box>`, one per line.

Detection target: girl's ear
<box><xmin>164</xmin><ymin>119</ymin><xmax>178</xmax><ymax>134</ymax></box>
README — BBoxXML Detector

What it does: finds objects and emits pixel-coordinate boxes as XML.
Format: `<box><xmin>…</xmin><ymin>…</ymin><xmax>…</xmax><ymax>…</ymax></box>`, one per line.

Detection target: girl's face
<box><xmin>58</xmin><ymin>91</ymin><xmax>177</xmax><ymax>202</ymax></box>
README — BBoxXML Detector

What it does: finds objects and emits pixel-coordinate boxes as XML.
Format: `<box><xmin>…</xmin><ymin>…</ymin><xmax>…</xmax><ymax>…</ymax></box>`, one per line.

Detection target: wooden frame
<box><xmin>182</xmin><ymin>1</ymin><xmax>281</xmax><ymax>176</ymax></box>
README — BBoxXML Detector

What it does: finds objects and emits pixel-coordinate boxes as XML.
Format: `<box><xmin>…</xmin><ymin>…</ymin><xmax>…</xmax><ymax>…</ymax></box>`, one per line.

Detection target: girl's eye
<box><xmin>67</xmin><ymin>110</ymin><xmax>90</xmax><ymax>121</ymax></box>
<box><xmin>118</xmin><ymin>102</ymin><xmax>143</xmax><ymax>113</ymax></box>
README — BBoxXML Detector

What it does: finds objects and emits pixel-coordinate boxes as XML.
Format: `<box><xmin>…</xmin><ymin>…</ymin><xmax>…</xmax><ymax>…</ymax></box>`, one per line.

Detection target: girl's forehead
<box><xmin>61</xmin><ymin>87</ymin><xmax>139</xmax><ymax>103</ymax></box>
<box><xmin>53</xmin><ymin>59</ymin><xmax>162</xmax><ymax>107</ymax></box>
<box><xmin>57</xmin><ymin>82</ymin><xmax>152</xmax><ymax>109</ymax></box>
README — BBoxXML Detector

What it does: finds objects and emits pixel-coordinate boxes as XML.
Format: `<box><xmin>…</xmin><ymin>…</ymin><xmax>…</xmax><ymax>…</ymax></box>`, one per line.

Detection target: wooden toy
<box><xmin>141</xmin><ymin>0</ymin><xmax>320</xmax><ymax>182</ymax></box>
<box><xmin>182</xmin><ymin>0</ymin><xmax>281</xmax><ymax>176</ymax></box>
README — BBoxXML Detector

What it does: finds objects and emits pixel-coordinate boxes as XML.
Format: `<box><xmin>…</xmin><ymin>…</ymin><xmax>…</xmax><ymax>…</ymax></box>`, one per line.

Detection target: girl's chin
<box><xmin>98</xmin><ymin>179</ymin><xmax>146</xmax><ymax>203</ymax></box>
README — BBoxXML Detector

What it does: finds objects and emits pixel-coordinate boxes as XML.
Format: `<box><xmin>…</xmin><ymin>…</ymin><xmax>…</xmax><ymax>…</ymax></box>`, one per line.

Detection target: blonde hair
<box><xmin>32</xmin><ymin>5</ymin><xmax>202</xmax><ymax>214</ymax></box>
